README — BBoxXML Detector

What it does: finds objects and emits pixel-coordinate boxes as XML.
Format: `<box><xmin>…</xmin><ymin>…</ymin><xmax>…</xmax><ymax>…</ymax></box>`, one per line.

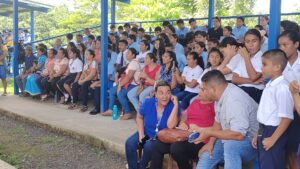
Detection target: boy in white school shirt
<box><xmin>252</xmin><ymin>49</ymin><xmax>294</xmax><ymax>169</ymax></box>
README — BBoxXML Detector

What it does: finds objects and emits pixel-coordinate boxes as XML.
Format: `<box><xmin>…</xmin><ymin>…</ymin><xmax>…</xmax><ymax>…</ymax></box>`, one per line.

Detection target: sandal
<box><xmin>68</xmin><ymin>103</ymin><xmax>79</xmax><ymax>110</ymax></box>
<box><xmin>79</xmin><ymin>106</ymin><xmax>88</xmax><ymax>112</ymax></box>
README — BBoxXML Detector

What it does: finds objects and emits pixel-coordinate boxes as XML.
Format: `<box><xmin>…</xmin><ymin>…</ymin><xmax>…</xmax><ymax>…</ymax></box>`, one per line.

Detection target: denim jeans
<box><xmin>175</xmin><ymin>91</ymin><xmax>198</xmax><ymax>110</ymax></box>
<box><xmin>109</xmin><ymin>85</ymin><xmax>117</xmax><ymax>110</ymax></box>
<box><xmin>197</xmin><ymin>138</ymin><xmax>257</xmax><ymax>169</ymax></box>
<box><xmin>15</xmin><ymin>74</ymin><xmax>27</xmax><ymax>92</ymax></box>
<box><xmin>127</xmin><ymin>86</ymin><xmax>154</xmax><ymax>112</ymax></box>
<box><xmin>125</xmin><ymin>132</ymin><xmax>156</xmax><ymax>169</ymax></box>
<box><xmin>117</xmin><ymin>84</ymin><xmax>136</xmax><ymax>114</ymax></box>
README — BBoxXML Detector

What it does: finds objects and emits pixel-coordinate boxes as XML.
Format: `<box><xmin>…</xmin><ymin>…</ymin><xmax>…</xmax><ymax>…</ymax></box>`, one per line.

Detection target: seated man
<box><xmin>191</xmin><ymin>70</ymin><xmax>259</xmax><ymax>169</ymax></box>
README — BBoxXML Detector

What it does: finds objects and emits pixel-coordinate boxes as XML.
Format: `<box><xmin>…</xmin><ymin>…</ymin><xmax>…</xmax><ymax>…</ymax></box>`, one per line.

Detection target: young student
<box><xmin>169</xmin><ymin>34</ymin><xmax>185</xmax><ymax>56</ymax></box>
<box><xmin>165</xmin><ymin>43</ymin><xmax>186</xmax><ymax>73</ymax></box>
<box><xmin>57</xmin><ymin>47</ymin><xmax>83</xmax><ymax>103</ymax></box>
<box><xmin>117</xmin><ymin>25</ymin><xmax>124</xmax><ymax>36</ymax></box>
<box><xmin>116</xmin><ymin>39</ymin><xmax>128</xmax><ymax>70</ymax></box>
<box><xmin>278</xmin><ymin>30</ymin><xmax>300</xmax><ymax>169</ymax></box>
<box><xmin>69</xmin><ymin>49</ymin><xmax>97</xmax><ymax>112</ymax></box>
<box><xmin>175</xmin><ymin>51</ymin><xmax>203</xmax><ymax>110</ymax></box>
<box><xmin>207</xmin><ymin>17</ymin><xmax>223</xmax><ymax>40</ymax></box>
<box><xmin>138</xmin><ymin>28</ymin><xmax>145</xmax><ymax>43</ymax></box>
<box><xmin>192</xmin><ymin>42</ymin><xmax>206</xmax><ymax>70</ymax></box>
<box><xmin>136</xmin><ymin>40</ymin><xmax>150</xmax><ymax>69</ymax></box>
<box><xmin>219</xmin><ymin>26</ymin><xmax>234</xmax><ymax>42</ymax></box>
<box><xmin>194</xmin><ymin>30</ymin><xmax>207</xmax><ymax>43</ymax></box>
<box><xmin>153</xmin><ymin>38</ymin><xmax>165</xmax><ymax>65</ymax></box>
<box><xmin>127</xmin><ymin>34</ymin><xmax>140</xmax><ymax>53</ymax></box>
<box><xmin>260</xmin><ymin>16</ymin><xmax>269</xmax><ymax>36</ymax></box>
<box><xmin>252</xmin><ymin>49</ymin><xmax>294</xmax><ymax>169</ymax></box>
<box><xmin>124</xmin><ymin>23</ymin><xmax>131</xmax><ymax>34</ymax></box>
<box><xmin>218</xmin><ymin>37</ymin><xmax>243</xmax><ymax>82</ymax></box>
<box><xmin>232</xmin><ymin>29</ymin><xmax>264</xmax><ymax>103</ymax></box>
<box><xmin>176</xmin><ymin>19</ymin><xmax>189</xmax><ymax>40</ymax></box>
<box><xmin>188</xmin><ymin>18</ymin><xmax>207</xmax><ymax>33</ymax></box>
<box><xmin>207</xmin><ymin>38</ymin><xmax>219</xmax><ymax>52</ymax></box>
<box><xmin>232</xmin><ymin>17</ymin><xmax>248</xmax><ymax>43</ymax></box>
<box><xmin>152</xmin><ymin>26</ymin><xmax>162</xmax><ymax>42</ymax></box>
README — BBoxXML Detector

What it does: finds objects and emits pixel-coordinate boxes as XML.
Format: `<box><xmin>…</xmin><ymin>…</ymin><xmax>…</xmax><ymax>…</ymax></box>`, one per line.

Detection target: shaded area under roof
<box><xmin>0</xmin><ymin>0</ymin><xmax>52</xmax><ymax>17</ymax></box>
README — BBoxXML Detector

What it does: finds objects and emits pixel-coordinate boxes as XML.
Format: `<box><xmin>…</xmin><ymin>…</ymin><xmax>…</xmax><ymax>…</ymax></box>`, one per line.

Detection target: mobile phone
<box><xmin>188</xmin><ymin>132</ymin><xmax>200</xmax><ymax>143</ymax></box>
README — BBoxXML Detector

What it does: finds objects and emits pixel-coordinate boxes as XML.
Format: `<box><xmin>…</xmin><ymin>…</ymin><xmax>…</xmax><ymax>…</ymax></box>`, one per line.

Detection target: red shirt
<box><xmin>186</xmin><ymin>99</ymin><xmax>215</xmax><ymax>143</ymax></box>
<box><xmin>144</xmin><ymin>64</ymin><xmax>160</xmax><ymax>86</ymax></box>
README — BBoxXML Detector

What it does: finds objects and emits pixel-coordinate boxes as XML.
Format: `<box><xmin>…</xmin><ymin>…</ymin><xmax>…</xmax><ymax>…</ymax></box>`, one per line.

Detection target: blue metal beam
<box><xmin>100</xmin><ymin>0</ymin><xmax>109</xmax><ymax>112</ymax></box>
<box><xmin>0</xmin><ymin>0</ymin><xmax>49</xmax><ymax>13</ymax></box>
<box><xmin>208</xmin><ymin>0</ymin><xmax>215</xmax><ymax>28</ymax></box>
<box><xmin>30</xmin><ymin>10</ymin><xmax>35</xmax><ymax>49</ymax></box>
<box><xmin>268</xmin><ymin>0</ymin><xmax>281</xmax><ymax>49</ymax></box>
<box><xmin>13</xmin><ymin>0</ymin><xmax>19</xmax><ymax>95</ymax></box>
<box><xmin>111</xmin><ymin>0</ymin><xmax>116</xmax><ymax>24</ymax></box>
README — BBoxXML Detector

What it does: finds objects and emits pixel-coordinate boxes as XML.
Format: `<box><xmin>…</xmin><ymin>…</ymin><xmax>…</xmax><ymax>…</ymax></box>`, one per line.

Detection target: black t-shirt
<box><xmin>208</xmin><ymin>27</ymin><xmax>223</xmax><ymax>40</ymax></box>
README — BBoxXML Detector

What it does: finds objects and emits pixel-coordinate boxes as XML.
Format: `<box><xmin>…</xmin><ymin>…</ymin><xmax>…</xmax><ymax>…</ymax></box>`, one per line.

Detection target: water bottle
<box><xmin>113</xmin><ymin>105</ymin><xmax>118</xmax><ymax>120</ymax></box>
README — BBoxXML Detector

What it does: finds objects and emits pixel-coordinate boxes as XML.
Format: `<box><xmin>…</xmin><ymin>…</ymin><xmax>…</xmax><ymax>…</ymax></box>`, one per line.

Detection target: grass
<box><xmin>41</xmin><ymin>136</ymin><xmax>64</xmax><ymax>145</ymax></box>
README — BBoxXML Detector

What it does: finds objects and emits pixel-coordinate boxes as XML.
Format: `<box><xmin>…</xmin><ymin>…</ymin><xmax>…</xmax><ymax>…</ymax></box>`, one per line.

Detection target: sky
<box><xmin>38</xmin><ymin>0</ymin><xmax>300</xmax><ymax>13</ymax></box>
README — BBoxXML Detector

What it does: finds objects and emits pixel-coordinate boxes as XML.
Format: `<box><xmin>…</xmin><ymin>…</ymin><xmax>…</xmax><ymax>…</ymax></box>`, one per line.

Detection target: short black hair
<box><xmin>219</xmin><ymin>37</ymin><xmax>238</xmax><ymax>48</ymax></box>
<box><xmin>110</xmin><ymin>24</ymin><xmax>116</xmax><ymax>29</ymax></box>
<box><xmin>131</xmin><ymin>27</ymin><xmax>138</xmax><ymax>33</ymax></box>
<box><xmin>162</xmin><ymin>21</ymin><xmax>171</xmax><ymax>27</ymax></box>
<box><xmin>176</xmin><ymin>19</ymin><xmax>184</xmax><ymax>24</ymax></box>
<box><xmin>167</xmin><ymin>25</ymin><xmax>176</xmax><ymax>34</ymax></box>
<box><xmin>88</xmin><ymin>35</ymin><xmax>95</xmax><ymax>40</ymax></box>
<box><xmin>208</xmin><ymin>38</ymin><xmax>220</xmax><ymax>45</ymax></box>
<box><xmin>119</xmin><ymin>39</ymin><xmax>128</xmax><ymax>46</ymax></box>
<box><xmin>154</xmin><ymin>80</ymin><xmax>171</xmax><ymax>92</ymax></box>
<box><xmin>154</xmin><ymin>26</ymin><xmax>162</xmax><ymax>32</ymax></box>
<box><xmin>124</xmin><ymin>23</ymin><xmax>131</xmax><ymax>28</ymax></box>
<box><xmin>66</xmin><ymin>33</ymin><xmax>73</xmax><ymax>40</ymax></box>
<box><xmin>189</xmin><ymin>18</ymin><xmax>196</xmax><ymax>24</ymax></box>
<box><xmin>128</xmin><ymin>34</ymin><xmax>136</xmax><ymax>42</ymax></box>
<box><xmin>201</xmin><ymin>70</ymin><xmax>227</xmax><ymax>86</ymax></box>
<box><xmin>118</xmin><ymin>26</ymin><xmax>124</xmax><ymax>30</ymax></box>
<box><xmin>128</xmin><ymin>47</ymin><xmax>138</xmax><ymax>56</ymax></box>
<box><xmin>262</xmin><ymin>49</ymin><xmax>288</xmax><ymax>71</ymax></box>
<box><xmin>194</xmin><ymin>31</ymin><xmax>207</xmax><ymax>38</ymax></box>
<box><xmin>138</xmin><ymin>28</ymin><xmax>145</xmax><ymax>33</ymax></box>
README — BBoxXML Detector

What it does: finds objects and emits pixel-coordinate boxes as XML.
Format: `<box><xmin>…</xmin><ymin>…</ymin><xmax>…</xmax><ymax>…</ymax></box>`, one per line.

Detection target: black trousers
<box><xmin>150</xmin><ymin>140</ymin><xmax>204</xmax><ymax>169</ymax></box>
<box><xmin>91</xmin><ymin>87</ymin><xmax>100</xmax><ymax>111</ymax></box>
<box><xmin>71</xmin><ymin>80</ymin><xmax>91</xmax><ymax>106</ymax></box>
<box><xmin>240</xmin><ymin>86</ymin><xmax>263</xmax><ymax>104</ymax></box>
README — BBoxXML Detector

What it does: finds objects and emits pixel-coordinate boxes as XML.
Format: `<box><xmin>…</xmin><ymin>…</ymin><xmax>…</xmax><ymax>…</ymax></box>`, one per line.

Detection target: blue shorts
<box><xmin>0</xmin><ymin>61</ymin><xmax>7</xmax><ymax>79</ymax></box>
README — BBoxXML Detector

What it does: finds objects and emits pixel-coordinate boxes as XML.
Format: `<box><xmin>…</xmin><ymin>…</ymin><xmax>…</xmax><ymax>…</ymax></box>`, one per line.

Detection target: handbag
<box><xmin>157</xmin><ymin>128</ymin><xmax>191</xmax><ymax>144</ymax></box>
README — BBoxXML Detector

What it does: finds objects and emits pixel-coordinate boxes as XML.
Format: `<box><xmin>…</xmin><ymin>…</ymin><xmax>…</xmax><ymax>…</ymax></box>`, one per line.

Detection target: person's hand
<box><xmin>223</xmin><ymin>45</ymin><xmax>237</xmax><ymax>59</ymax></box>
<box><xmin>178</xmin><ymin>122</ymin><xmax>189</xmax><ymax>130</ymax></box>
<box><xmin>90</xmin><ymin>82</ymin><xmax>96</xmax><ymax>89</ymax></box>
<box><xmin>198</xmin><ymin>142</ymin><xmax>214</xmax><ymax>158</ymax></box>
<box><xmin>238</xmin><ymin>47</ymin><xmax>250</xmax><ymax>60</ymax></box>
<box><xmin>139</xmin><ymin>72</ymin><xmax>148</xmax><ymax>79</ymax></box>
<box><xmin>193</xmin><ymin>128</ymin><xmax>211</xmax><ymax>144</ymax></box>
<box><xmin>290</xmin><ymin>80</ymin><xmax>300</xmax><ymax>94</ymax></box>
<box><xmin>170</xmin><ymin>95</ymin><xmax>178</xmax><ymax>105</ymax></box>
<box><xmin>117</xmin><ymin>84</ymin><xmax>121</xmax><ymax>94</ymax></box>
<box><xmin>252</xmin><ymin>133</ymin><xmax>258</xmax><ymax>149</ymax></box>
<box><xmin>262</xmin><ymin>137</ymin><xmax>276</xmax><ymax>151</ymax></box>
<box><xmin>253</xmin><ymin>77</ymin><xmax>265</xmax><ymax>85</ymax></box>
<box><xmin>139</xmin><ymin>133</ymin><xmax>145</xmax><ymax>143</ymax></box>
<box><xmin>78</xmin><ymin>79</ymin><xmax>84</xmax><ymax>85</ymax></box>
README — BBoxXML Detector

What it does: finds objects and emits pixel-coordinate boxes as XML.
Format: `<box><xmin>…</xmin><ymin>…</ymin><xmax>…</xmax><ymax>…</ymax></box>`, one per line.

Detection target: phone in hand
<box><xmin>188</xmin><ymin>132</ymin><xmax>200</xmax><ymax>143</ymax></box>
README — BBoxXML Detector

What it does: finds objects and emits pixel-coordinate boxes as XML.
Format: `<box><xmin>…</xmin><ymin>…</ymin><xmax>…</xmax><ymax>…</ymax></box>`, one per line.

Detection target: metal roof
<box><xmin>0</xmin><ymin>0</ymin><xmax>52</xmax><ymax>17</ymax></box>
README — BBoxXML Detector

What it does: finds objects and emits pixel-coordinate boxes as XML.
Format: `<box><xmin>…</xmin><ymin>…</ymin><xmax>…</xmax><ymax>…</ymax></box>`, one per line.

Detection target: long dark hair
<box><xmin>59</xmin><ymin>47</ymin><xmax>68</xmax><ymax>58</ymax></box>
<box><xmin>164</xmin><ymin>51</ymin><xmax>178</xmax><ymax>75</ymax></box>
<box><xmin>153</xmin><ymin>38</ymin><xmax>165</xmax><ymax>63</ymax></box>
<box><xmin>206</xmin><ymin>47</ymin><xmax>224</xmax><ymax>68</ymax></box>
<box><xmin>189</xmin><ymin>51</ymin><xmax>204</xmax><ymax>70</ymax></box>
<box><xmin>278</xmin><ymin>30</ymin><xmax>300</xmax><ymax>51</ymax></box>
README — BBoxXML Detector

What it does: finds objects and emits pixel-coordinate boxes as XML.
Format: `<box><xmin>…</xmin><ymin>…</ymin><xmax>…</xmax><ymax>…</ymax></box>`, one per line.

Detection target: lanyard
<box><xmin>155</xmin><ymin>99</ymin><xmax>164</xmax><ymax>134</ymax></box>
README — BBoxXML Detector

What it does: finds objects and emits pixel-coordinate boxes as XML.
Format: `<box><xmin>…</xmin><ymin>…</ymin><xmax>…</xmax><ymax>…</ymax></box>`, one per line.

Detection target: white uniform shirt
<box><xmin>136</xmin><ymin>51</ymin><xmax>149</xmax><ymax>69</ymax></box>
<box><xmin>182</xmin><ymin>65</ymin><xmax>203</xmax><ymax>93</ymax></box>
<box><xmin>257</xmin><ymin>76</ymin><xmax>294</xmax><ymax>126</ymax></box>
<box><xmin>116</xmin><ymin>49</ymin><xmax>128</xmax><ymax>67</ymax></box>
<box><xmin>283</xmin><ymin>50</ymin><xmax>300</xmax><ymax>83</ymax></box>
<box><xmin>225</xmin><ymin>53</ymin><xmax>242</xmax><ymax>81</ymax></box>
<box><xmin>233</xmin><ymin>50</ymin><xmax>264</xmax><ymax>90</ymax></box>
<box><xmin>69</xmin><ymin>58</ymin><xmax>83</xmax><ymax>73</ymax></box>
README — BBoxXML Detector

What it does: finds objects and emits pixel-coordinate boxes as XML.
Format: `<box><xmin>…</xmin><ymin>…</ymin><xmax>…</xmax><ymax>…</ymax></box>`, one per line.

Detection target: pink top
<box><xmin>42</xmin><ymin>58</ymin><xmax>55</xmax><ymax>76</ymax></box>
<box><xmin>53</xmin><ymin>58</ymin><xmax>69</xmax><ymax>76</ymax></box>
<box><xmin>186</xmin><ymin>99</ymin><xmax>215</xmax><ymax>143</ymax></box>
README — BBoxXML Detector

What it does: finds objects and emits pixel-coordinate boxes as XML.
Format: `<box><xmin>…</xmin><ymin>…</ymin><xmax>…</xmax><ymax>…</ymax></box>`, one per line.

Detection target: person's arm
<box><xmin>119</xmin><ymin>70</ymin><xmax>135</xmax><ymax>87</ymax></box>
<box><xmin>239</xmin><ymin>47</ymin><xmax>261</xmax><ymax>81</ymax></box>
<box><xmin>232</xmin><ymin>73</ymin><xmax>253</xmax><ymax>85</ymax></box>
<box><xmin>54</xmin><ymin>64</ymin><xmax>68</xmax><ymax>77</ymax></box>
<box><xmin>82</xmin><ymin>67</ymin><xmax>97</xmax><ymax>82</ymax></box>
<box><xmin>74</xmin><ymin>72</ymin><xmax>81</xmax><ymax>83</ymax></box>
<box><xmin>136</xmin><ymin>113</ymin><xmax>145</xmax><ymax>142</ymax></box>
<box><xmin>170</xmin><ymin>69</ymin><xmax>178</xmax><ymax>90</ymax></box>
<box><xmin>290</xmin><ymin>81</ymin><xmax>300</xmax><ymax>116</ymax></box>
<box><xmin>184</xmin><ymin>79</ymin><xmax>198</xmax><ymax>88</ymax></box>
<box><xmin>262</xmin><ymin>118</ymin><xmax>292</xmax><ymax>151</ymax></box>
<box><xmin>293</xmin><ymin>93</ymin><xmax>300</xmax><ymax>115</ymax></box>
<box><xmin>144</xmin><ymin>67</ymin><xmax>160</xmax><ymax>85</ymax></box>
<box><xmin>167</xmin><ymin>96</ymin><xmax>179</xmax><ymax>129</ymax></box>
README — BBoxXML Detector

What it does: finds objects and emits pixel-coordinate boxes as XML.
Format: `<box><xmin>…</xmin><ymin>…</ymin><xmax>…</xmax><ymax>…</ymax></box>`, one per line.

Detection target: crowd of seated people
<box><xmin>8</xmin><ymin>16</ymin><xmax>300</xmax><ymax>169</ymax></box>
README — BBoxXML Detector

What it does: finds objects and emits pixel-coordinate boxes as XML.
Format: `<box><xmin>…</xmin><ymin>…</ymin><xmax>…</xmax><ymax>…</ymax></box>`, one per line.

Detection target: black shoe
<box><xmin>89</xmin><ymin>109</ymin><xmax>100</xmax><ymax>115</ymax></box>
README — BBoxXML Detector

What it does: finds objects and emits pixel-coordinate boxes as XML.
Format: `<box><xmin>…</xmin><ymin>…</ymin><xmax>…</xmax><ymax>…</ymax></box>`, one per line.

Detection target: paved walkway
<box><xmin>0</xmin><ymin>160</ymin><xmax>16</xmax><ymax>169</ymax></box>
<box><xmin>0</xmin><ymin>96</ymin><xmax>136</xmax><ymax>156</ymax></box>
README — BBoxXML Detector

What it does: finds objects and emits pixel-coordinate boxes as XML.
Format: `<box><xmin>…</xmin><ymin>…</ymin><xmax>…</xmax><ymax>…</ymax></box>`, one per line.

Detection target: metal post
<box><xmin>208</xmin><ymin>0</ymin><xmax>215</xmax><ymax>28</ymax></box>
<box><xmin>30</xmin><ymin>10</ymin><xmax>35</xmax><ymax>49</ymax></box>
<box><xmin>111</xmin><ymin>0</ymin><xmax>115</xmax><ymax>24</ymax></box>
<box><xmin>13</xmin><ymin>0</ymin><xmax>19</xmax><ymax>95</ymax></box>
<box><xmin>100</xmin><ymin>0</ymin><xmax>108</xmax><ymax>112</ymax></box>
<box><xmin>268</xmin><ymin>0</ymin><xmax>281</xmax><ymax>49</ymax></box>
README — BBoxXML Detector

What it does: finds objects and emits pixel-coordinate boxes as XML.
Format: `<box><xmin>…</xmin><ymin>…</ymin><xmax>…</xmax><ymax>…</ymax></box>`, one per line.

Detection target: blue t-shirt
<box><xmin>176</xmin><ymin>53</ymin><xmax>187</xmax><ymax>73</ymax></box>
<box><xmin>175</xmin><ymin>43</ymin><xmax>185</xmax><ymax>56</ymax></box>
<box><xmin>108</xmin><ymin>52</ymin><xmax>117</xmax><ymax>81</ymax></box>
<box><xmin>139</xmin><ymin>97</ymin><xmax>181</xmax><ymax>138</ymax></box>
<box><xmin>25</xmin><ymin>54</ymin><xmax>36</xmax><ymax>70</ymax></box>
<box><xmin>232</xmin><ymin>26</ymin><xmax>248</xmax><ymax>41</ymax></box>
<box><xmin>38</xmin><ymin>55</ymin><xmax>47</xmax><ymax>71</ymax></box>
<box><xmin>129</xmin><ymin>42</ymin><xmax>140</xmax><ymax>53</ymax></box>
<box><xmin>176</xmin><ymin>27</ymin><xmax>190</xmax><ymax>39</ymax></box>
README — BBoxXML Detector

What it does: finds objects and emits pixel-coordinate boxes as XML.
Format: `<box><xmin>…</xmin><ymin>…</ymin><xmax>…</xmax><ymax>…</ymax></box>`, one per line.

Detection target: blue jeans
<box><xmin>109</xmin><ymin>85</ymin><xmax>117</xmax><ymax>110</ymax></box>
<box><xmin>117</xmin><ymin>84</ymin><xmax>136</xmax><ymax>114</ymax></box>
<box><xmin>127</xmin><ymin>86</ymin><xmax>154</xmax><ymax>112</ymax></box>
<box><xmin>197</xmin><ymin>138</ymin><xmax>257</xmax><ymax>169</ymax></box>
<box><xmin>175</xmin><ymin>90</ymin><xmax>198</xmax><ymax>110</ymax></box>
<box><xmin>125</xmin><ymin>132</ymin><xmax>156</xmax><ymax>169</ymax></box>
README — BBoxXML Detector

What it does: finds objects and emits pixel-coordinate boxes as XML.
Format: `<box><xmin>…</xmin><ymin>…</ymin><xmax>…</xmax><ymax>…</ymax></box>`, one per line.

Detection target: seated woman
<box><xmin>102</xmin><ymin>48</ymin><xmax>141</xmax><ymax>120</ymax></box>
<box><xmin>193</xmin><ymin>42</ymin><xmax>206</xmax><ymax>69</ymax></box>
<box><xmin>127</xmin><ymin>53</ymin><xmax>160</xmax><ymax>113</ymax></box>
<box><xmin>150</xmin><ymin>82</ymin><xmax>215</xmax><ymax>169</ymax></box>
<box><xmin>39</xmin><ymin>48</ymin><xmax>56</xmax><ymax>101</ymax></box>
<box><xmin>57</xmin><ymin>47</ymin><xmax>83</xmax><ymax>103</ymax></box>
<box><xmin>125</xmin><ymin>80</ymin><xmax>180</xmax><ymax>169</ymax></box>
<box><xmin>175</xmin><ymin>51</ymin><xmax>203</xmax><ymax>110</ymax></box>
<box><xmin>24</xmin><ymin>47</ymin><xmax>47</xmax><ymax>96</ymax></box>
<box><xmin>15</xmin><ymin>46</ymin><xmax>36</xmax><ymax>96</ymax></box>
<box><xmin>159</xmin><ymin>51</ymin><xmax>181</xmax><ymax>94</ymax></box>
<box><xmin>68</xmin><ymin>49</ymin><xmax>97</xmax><ymax>112</ymax></box>
<box><xmin>48</xmin><ymin>48</ymin><xmax>69</xmax><ymax>103</ymax></box>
